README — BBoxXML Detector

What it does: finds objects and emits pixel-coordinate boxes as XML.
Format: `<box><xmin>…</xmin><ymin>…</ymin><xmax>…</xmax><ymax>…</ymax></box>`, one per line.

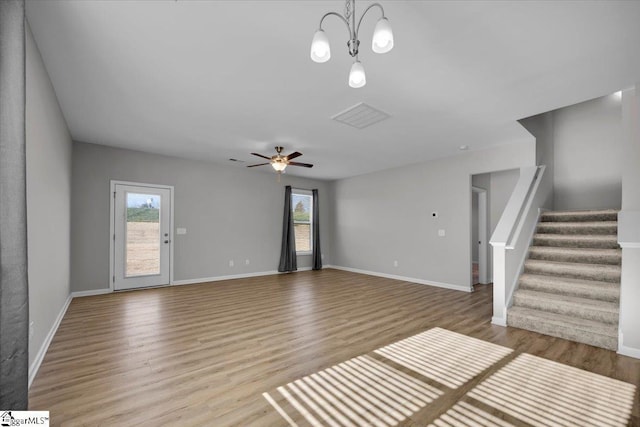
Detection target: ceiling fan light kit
<box><xmin>247</xmin><ymin>147</ymin><xmax>313</xmax><ymax>179</ymax></box>
<box><xmin>310</xmin><ymin>0</ymin><xmax>394</xmax><ymax>88</ymax></box>
<box><xmin>271</xmin><ymin>159</ymin><xmax>287</xmax><ymax>172</ymax></box>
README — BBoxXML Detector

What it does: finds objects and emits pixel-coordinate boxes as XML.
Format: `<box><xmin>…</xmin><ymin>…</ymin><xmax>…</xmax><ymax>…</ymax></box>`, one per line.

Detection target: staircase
<box><xmin>507</xmin><ymin>209</ymin><xmax>621</xmax><ymax>351</ymax></box>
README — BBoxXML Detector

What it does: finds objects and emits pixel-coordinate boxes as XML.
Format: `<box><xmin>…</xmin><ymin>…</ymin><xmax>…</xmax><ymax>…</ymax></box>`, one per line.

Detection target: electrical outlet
<box><xmin>393</xmin><ymin>260</ymin><xmax>398</xmax><ymax>267</ymax></box>
<box><xmin>245</xmin><ymin>259</ymin><xmax>250</xmax><ymax>265</ymax></box>
<box><xmin>438</xmin><ymin>229</ymin><xmax>446</xmax><ymax>237</ymax></box>
<box><xmin>229</xmin><ymin>260</ymin><xmax>234</xmax><ymax>267</ymax></box>
<box><xmin>176</xmin><ymin>227</ymin><xmax>187</xmax><ymax>235</ymax></box>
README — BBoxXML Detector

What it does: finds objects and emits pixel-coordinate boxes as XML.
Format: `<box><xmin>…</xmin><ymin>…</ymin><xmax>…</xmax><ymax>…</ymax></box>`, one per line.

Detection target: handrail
<box><xmin>490</xmin><ymin>165</ymin><xmax>548</xmax><ymax>326</ymax></box>
<box><xmin>490</xmin><ymin>166</ymin><xmax>541</xmax><ymax>247</ymax></box>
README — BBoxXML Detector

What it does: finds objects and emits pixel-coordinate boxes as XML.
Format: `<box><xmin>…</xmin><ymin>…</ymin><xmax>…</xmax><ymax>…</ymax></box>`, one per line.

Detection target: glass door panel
<box><xmin>126</xmin><ymin>192</ymin><xmax>161</xmax><ymax>277</ymax></box>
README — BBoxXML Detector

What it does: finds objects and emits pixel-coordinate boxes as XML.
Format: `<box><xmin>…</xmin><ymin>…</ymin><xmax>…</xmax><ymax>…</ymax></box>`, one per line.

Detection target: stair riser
<box><xmin>512</xmin><ymin>209</ymin><xmax>621</xmax><ymax>351</ymax></box>
<box><xmin>528</xmin><ymin>251</ymin><xmax>621</xmax><ymax>265</ymax></box>
<box><xmin>541</xmin><ymin>213</ymin><xmax>618</xmax><ymax>223</ymax></box>
<box><xmin>532</xmin><ymin>236</ymin><xmax>619</xmax><ymax>249</ymax></box>
<box><xmin>524</xmin><ymin>264</ymin><xmax>620</xmax><ymax>283</ymax></box>
<box><xmin>513</xmin><ymin>294</ymin><xmax>618</xmax><ymax>324</ymax></box>
<box><xmin>518</xmin><ymin>281</ymin><xmax>619</xmax><ymax>303</ymax></box>
<box><xmin>536</xmin><ymin>224</ymin><xmax>617</xmax><ymax>235</ymax></box>
<box><xmin>507</xmin><ymin>313</ymin><xmax>617</xmax><ymax>351</ymax></box>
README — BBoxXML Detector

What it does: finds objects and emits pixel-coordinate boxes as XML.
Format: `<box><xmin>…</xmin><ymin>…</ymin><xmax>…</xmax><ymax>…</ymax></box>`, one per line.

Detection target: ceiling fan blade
<box><xmin>288</xmin><ymin>161</ymin><xmax>314</xmax><ymax>168</ymax></box>
<box><xmin>251</xmin><ymin>153</ymin><xmax>272</xmax><ymax>160</ymax></box>
<box><xmin>246</xmin><ymin>163</ymin><xmax>271</xmax><ymax>168</ymax></box>
<box><xmin>285</xmin><ymin>151</ymin><xmax>303</xmax><ymax>161</ymax></box>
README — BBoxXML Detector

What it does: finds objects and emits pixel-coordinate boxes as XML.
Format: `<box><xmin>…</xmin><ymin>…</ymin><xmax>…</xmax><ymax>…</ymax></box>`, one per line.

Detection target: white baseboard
<box><xmin>326</xmin><ymin>265</ymin><xmax>472</xmax><ymax>292</ymax></box>
<box><xmin>618</xmin><ymin>331</ymin><xmax>640</xmax><ymax>359</ymax></box>
<box><xmin>171</xmin><ymin>267</ymin><xmax>313</xmax><ymax>287</ymax></box>
<box><xmin>491</xmin><ymin>316</ymin><xmax>507</xmax><ymax>327</ymax></box>
<box><xmin>29</xmin><ymin>294</ymin><xmax>72</xmax><ymax>388</ymax></box>
<box><xmin>71</xmin><ymin>268</ymin><xmax>317</xmax><ymax>295</ymax></box>
<box><xmin>71</xmin><ymin>288</ymin><xmax>112</xmax><ymax>297</ymax></box>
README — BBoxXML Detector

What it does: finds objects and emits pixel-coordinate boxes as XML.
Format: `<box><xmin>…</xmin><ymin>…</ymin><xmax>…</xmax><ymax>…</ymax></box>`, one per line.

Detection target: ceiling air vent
<box><xmin>331</xmin><ymin>102</ymin><xmax>390</xmax><ymax>129</ymax></box>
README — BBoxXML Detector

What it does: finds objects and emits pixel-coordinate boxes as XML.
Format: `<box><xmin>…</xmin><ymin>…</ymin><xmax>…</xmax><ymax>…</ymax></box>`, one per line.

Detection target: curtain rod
<box><xmin>289</xmin><ymin>186</ymin><xmax>317</xmax><ymax>192</ymax></box>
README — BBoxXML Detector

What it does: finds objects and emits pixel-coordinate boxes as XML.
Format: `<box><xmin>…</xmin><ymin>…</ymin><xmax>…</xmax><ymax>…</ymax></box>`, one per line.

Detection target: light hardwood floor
<box><xmin>29</xmin><ymin>269</ymin><xmax>640</xmax><ymax>426</ymax></box>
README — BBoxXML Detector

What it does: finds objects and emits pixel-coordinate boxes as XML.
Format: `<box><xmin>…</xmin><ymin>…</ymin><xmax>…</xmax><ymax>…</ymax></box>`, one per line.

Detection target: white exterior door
<box><xmin>113</xmin><ymin>183</ymin><xmax>171</xmax><ymax>290</ymax></box>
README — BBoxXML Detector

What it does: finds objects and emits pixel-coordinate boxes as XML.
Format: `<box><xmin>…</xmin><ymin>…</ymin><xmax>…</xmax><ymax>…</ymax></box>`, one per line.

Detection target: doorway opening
<box><xmin>472</xmin><ymin>186</ymin><xmax>488</xmax><ymax>287</ymax></box>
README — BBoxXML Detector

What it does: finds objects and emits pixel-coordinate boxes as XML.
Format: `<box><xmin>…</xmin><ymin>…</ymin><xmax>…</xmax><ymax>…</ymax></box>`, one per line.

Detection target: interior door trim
<box><xmin>109</xmin><ymin>180</ymin><xmax>175</xmax><ymax>292</ymax></box>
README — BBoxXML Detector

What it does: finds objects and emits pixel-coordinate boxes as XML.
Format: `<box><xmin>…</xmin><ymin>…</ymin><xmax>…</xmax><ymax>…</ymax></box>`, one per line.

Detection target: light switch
<box><xmin>176</xmin><ymin>228</ymin><xmax>187</xmax><ymax>235</ymax></box>
<box><xmin>438</xmin><ymin>229</ymin><xmax>446</xmax><ymax>237</ymax></box>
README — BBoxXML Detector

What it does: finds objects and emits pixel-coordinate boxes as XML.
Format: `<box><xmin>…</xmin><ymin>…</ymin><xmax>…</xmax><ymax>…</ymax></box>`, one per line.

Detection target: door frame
<box><xmin>472</xmin><ymin>186</ymin><xmax>489</xmax><ymax>285</ymax></box>
<box><xmin>109</xmin><ymin>180</ymin><xmax>175</xmax><ymax>292</ymax></box>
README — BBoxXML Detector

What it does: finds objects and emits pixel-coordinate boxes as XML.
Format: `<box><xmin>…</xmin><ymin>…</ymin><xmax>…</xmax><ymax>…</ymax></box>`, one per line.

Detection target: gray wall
<box><xmin>553</xmin><ymin>94</ymin><xmax>622</xmax><ymax>210</ymax></box>
<box><xmin>520</xmin><ymin>110</ymin><xmax>555</xmax><ymax>210</ymax></box>
<box><xmin>331</xmin><ymin>142</ymin><xmax>535</xmax><ymax>290</ymax></box>
<box><xmin>71</xmin><ymin>142</ymin><xmax>332</xmax><ymax>292</ymax></box>
<box><xmin>489</xmin><ymin>169</ymin><xmax>521</xmax><ymax>241</ymax></box>
<box><xmin>25</xmin><ymin>24</ymin><xmax>72</xmax><ymax>368</ymax></box>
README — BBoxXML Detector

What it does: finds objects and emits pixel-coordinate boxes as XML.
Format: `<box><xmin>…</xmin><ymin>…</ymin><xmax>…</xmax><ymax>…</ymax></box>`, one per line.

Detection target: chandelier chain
<box><xmin>344</xmin><ymin>0</ymin><xmax>352</xmax><ymax>22</ymax></box>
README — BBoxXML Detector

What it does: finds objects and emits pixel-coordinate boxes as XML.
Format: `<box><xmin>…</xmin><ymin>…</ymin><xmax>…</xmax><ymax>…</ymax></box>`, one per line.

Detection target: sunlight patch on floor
<box><xmin>264</xmin><ymin>328</ymin><xmax>637</xmax><ymax>427</ymax></box>
<box><xmin>428</xmin><ymin>401</ymin><xmax>515</xmax><ymax>427</ymax></box>
<box><xmin>468</xmin><ymin>353</ymin><xmax>637</xmax><ymax>427</ymax></box>
<box><xmin>263</xmin><ymin>354</ymin><xmax>442</xmax><ymax>427</ymax></box>
<box><xmin>374</xmin><ymin>327</ymin><xmax>513</xmax><ymax>388</ymax></box>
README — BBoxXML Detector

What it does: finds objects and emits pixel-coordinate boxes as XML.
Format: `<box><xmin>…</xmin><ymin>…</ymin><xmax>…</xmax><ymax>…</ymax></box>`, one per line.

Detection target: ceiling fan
<box><xmin>247</xmin><ymin>146</ymin><xmax>313</xmax><ymax>173</ymax></box>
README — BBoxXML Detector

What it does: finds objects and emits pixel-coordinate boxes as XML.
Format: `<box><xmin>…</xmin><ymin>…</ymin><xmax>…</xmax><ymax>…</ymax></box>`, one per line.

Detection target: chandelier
<box><xmin>310</xmin><ymin>0</ymin><xmax>394</xmax><ymax>88</ymax></box>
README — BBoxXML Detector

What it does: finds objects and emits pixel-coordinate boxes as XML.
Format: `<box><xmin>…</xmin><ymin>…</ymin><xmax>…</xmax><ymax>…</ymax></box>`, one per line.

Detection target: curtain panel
<box><xmin>0</xmin><ymin>0</ymin><xmax>29</xmax><ymax>409</ymax></box>
<box><xmin>278</xmin><ymin>186</ymin><xmax>297</xmax><ymax>272</ymax></box>
<box><xmin>312</xmin><ymin>189</ymin><xmax>322</xmax><ymax>270</ymax></box>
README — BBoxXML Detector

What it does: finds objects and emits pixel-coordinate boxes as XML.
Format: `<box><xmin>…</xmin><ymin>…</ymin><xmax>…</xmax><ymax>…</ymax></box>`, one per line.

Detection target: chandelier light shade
<box><xmin>311</xmin><ymin>0</ymin><xmax>393</xmax><ymax>88</ymax></box>
<box><xmin>310</xmin><ymin>29</ymin><xmax>331</xmax><ymax>63</ymax></box>
<box><xmin>349</xmin><ymin>60</ymin><xmax>366</xmax><ymax>88</ymax></box>
<box><xmin>372</xmin><ymin>17</ymin><xmax>394</xmax><ymax>53</ymax></box>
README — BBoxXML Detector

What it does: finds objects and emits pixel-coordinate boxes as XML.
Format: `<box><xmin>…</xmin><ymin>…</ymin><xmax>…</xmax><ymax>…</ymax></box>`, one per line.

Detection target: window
<box><xmin>292</xmin><ymin>190</ymin><xmax>312</xmax><ymax>254</ymax></box>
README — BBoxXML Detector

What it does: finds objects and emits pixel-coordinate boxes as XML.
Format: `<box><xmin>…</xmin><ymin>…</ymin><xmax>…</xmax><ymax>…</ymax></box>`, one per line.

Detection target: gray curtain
<box><xmin>278</xmin><ymin>186</ymin><xmax>297</xmax><ymax>272</ymax></box>
<box><xmin>312</xmin><ymin>189</ymin><xmax>322</xmax><ymax>270</ymax></box>
<box><xmin>0</xmin><ymin>0</ymin><xmax>29</xmax><ymax>409</ymax></box>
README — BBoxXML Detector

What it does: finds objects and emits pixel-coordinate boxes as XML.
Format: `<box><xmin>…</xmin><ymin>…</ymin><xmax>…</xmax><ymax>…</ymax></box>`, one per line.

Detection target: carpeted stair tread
<box><xmin>507</xmin><ymin>306</ymin><xmax>618</xmax><ymax>350</ymax></box>
<box><xmin>519</xmin><ymin>273</ymin><xmax>620</xmax><ymax>302</ymax></box>
<box><xmin>533</xmin><ymin>234</ymin><xmax>619</xmax><ymax>249</ymax></box>
<box><xmin>536</xmin><ymin>221</ymin><xmax>617</xmax><ymax>235</ymax></box>
<box><xmin>524</xmin><ymin>259</ymin><xmax>620</xmax><ymax>283</ymax></box>
<box><xmin>513</xmin><ymin>289</ymin><xmax>618</xmax><ymax>324</ymax></box>
<box><xmin>528</xmin><ymin>246</ymin><xmax>621</xmax><ymax>265</ymax></box>
<box><xmin>509</xmin><ymin>208</ymin><xmax>620</xmax><ymax>351</ymax></box>
<box><xmin>540</xmin><ymin>209</ymin><xmax>618</xmax><ymax>223</ymax></box>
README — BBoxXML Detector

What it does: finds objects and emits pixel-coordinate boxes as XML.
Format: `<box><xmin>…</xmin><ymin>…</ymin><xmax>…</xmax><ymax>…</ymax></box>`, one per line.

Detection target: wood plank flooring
<box><xmin>29</xmin><ymin>269</ymin><xmax>640</xmax><ymax>426</ymax></box>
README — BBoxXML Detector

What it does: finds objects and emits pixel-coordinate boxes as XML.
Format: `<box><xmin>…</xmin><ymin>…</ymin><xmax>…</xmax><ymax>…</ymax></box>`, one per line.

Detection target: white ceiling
<box><xmin>26</xmin><ymin>0</ymin><xmax>640</xmax><ymax>180</ymax></box>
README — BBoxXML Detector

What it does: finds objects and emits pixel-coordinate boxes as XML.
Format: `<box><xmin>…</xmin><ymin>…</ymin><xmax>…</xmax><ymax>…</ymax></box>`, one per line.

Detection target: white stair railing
<box><xmin>490</xmin><ymin>165</ymin><xmax>547</xmax><ymax>326</ymax></box>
